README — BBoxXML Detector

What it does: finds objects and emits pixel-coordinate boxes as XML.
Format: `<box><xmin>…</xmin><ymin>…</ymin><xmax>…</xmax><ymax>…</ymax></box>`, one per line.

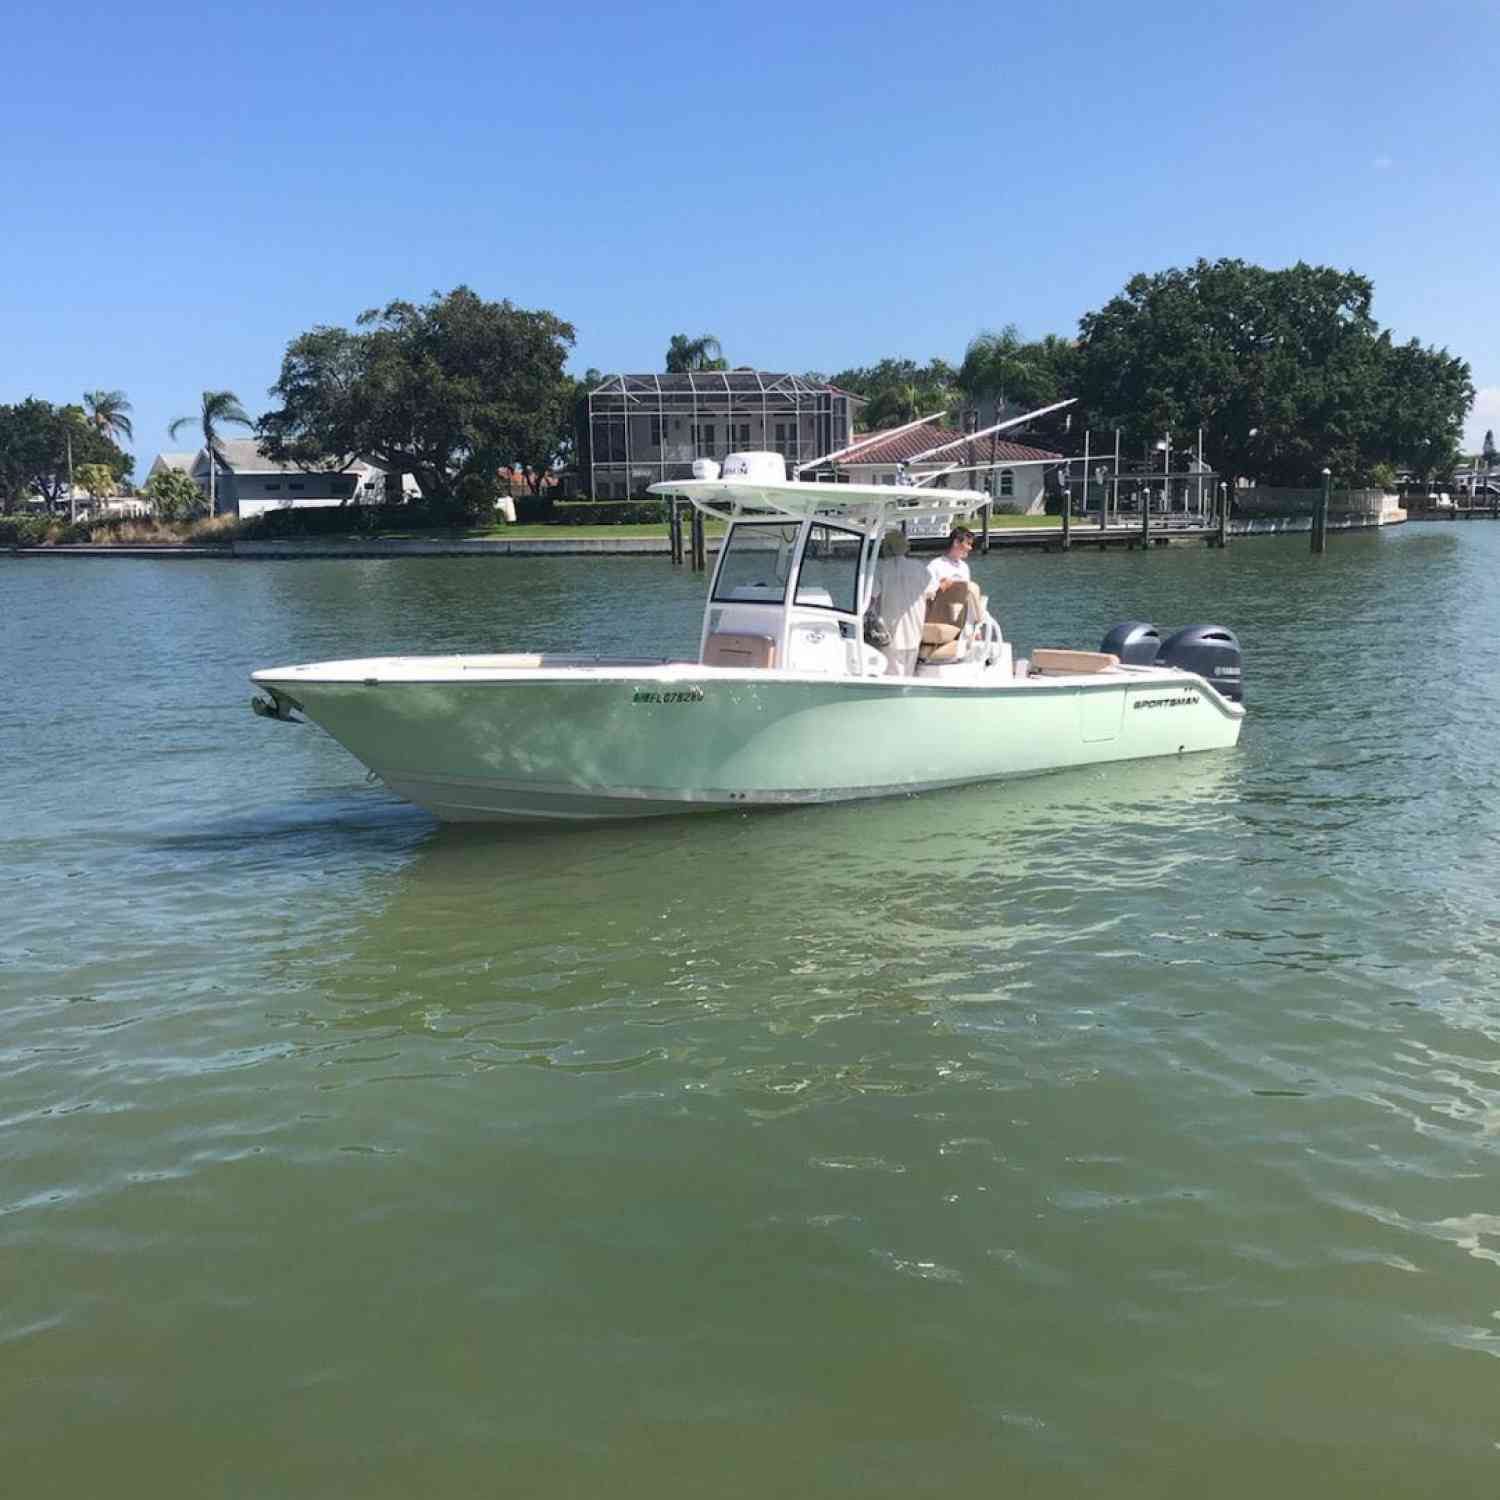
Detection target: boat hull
<box><xmin>252</xmin><ymin>657</ymin><xmax>1244</xmax><ymax>823</ymax></box>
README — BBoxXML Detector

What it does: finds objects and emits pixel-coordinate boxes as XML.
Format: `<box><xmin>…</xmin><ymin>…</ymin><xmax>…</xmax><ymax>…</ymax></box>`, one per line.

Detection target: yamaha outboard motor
<box><xmin>1157</xmin><ymin>624</ymin><xmax>1243</xmax><ymax>702</ymax></box>
<box><xmin>1099</xmin><ymin>621</ymin><xmax>1163</xmax><ymax>665</ymax></box>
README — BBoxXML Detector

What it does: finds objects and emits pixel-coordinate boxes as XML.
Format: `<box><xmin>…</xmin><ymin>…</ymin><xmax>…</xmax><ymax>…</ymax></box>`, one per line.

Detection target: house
<box><xmin>97</xmin><ymin>493</ymin><xmax>153</xmax><ymax>518</ymax></box>
<box><xmin>586</xmin><ymin>372</ymin><xmax>863</xmax><ymax>499</ymax></box>
<box><xmin>56</xmin><ymin>484</ymin><xmax>152</xmax><ymax>519</ymax></box>
<box><xmin>836</xmin><ymin>419</ymin><xmax>1064</xmax><ymax>516</ymax></box>
<box><xmin>147</xmin><ymin>451</ymin><xmax>196</xmax><ymax>479</ymax></box>
<box><xmin>148</xmin><ymin>443</ymin><xmax>418</xmax><ymax>517</ymax></box>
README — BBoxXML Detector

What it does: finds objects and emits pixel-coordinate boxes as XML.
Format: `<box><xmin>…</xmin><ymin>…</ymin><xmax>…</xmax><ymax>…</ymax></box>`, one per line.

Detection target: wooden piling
<box><xmin>691</xmin><ymin>506</ymin><xmax>706</xmax><ymax>571</ymax></box>
<box><xmin>669</xmin><ymin>501</ymin><xmax>684</xmax><ymax>565</ymax></box>
<box><xmin>1312</xmin><ymin>471</ymin><xmax>1329</xmax><ymax>554</ymax></box>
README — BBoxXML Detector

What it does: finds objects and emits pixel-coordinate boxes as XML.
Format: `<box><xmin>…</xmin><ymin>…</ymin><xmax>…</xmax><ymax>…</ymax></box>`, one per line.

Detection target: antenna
<box><xmin>795</xmin><ymin>410</ymin><xmax>947</xmax><ymax>473</ymax></box>
<box><xmin>902</xmin><ymin>398</ymin><xmax>1078</xmax><ymax>465</ymax></box>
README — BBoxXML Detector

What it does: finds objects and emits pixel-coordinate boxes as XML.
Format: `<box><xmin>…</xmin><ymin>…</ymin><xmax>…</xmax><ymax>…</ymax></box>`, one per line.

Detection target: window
<box><xmin>265</xmin><ymin>482</ymin><xmax>281</xmax><ymax>492</ymax></box>
<box><xmin>794</xmin><ymin>524</ymin><xmax>861</xmax><ymax>613</ymax></box>
<box><xmin>712</xmin><ymin>522</ymin><xmax>799</xmax><ymax>602</ymax></box>
<box><xmin>735</xmin><ymin>423</ymin><xmax>750</xmax><ymax>448</ymax></box>
<box><xmin>593</xmin><ymin>417</ymin><xmax>626</xmax><ymax>463</ymax></box>
<box><xmin>693</xmin><ymin>423</ymin><xmax>716</xmax><ymax>454</ymax></box>
<box><xmin>650</xmin><ymin>416</ymin><xmax>663</xmax><ymax>447</ymax></box>
<box><xmin>288</xmin><ymin>482</ymin><xmax>304</xmax><ymax>491</ymax></box>
<box><xmin>999</xmin><ymin>469</ymin><xmax>1014</xmax><ymax>497</ymax></box>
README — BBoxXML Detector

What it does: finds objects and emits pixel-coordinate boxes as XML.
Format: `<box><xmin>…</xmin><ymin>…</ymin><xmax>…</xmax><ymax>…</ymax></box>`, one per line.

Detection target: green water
<box><xmin>5</xmin><ymin>529</ymin><xmax>1500</xmax><ymax>1496</ymax></box>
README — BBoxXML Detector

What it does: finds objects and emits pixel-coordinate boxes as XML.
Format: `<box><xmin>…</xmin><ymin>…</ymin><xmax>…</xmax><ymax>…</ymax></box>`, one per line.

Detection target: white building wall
<box><xmin>238</xmin><ymin>496</ymin><xmax>349</xmax><ymax>520</ymax></box>
<box><xmin>840</xmin><ymin>463</ymin><xmax>1048</xmax><ymax>515</ymax></box>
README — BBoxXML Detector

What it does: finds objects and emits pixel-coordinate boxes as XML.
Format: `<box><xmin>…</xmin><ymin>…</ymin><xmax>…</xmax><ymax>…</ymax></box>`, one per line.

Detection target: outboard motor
<box><xmin>1099</xmin><ymin>621</ymin><xmax>1163</xmax><ymax>665</ymax></box>
<box><xmin>1157</xmin><ymin>624</ymin><xmax>1243</xmax><ymax>702</ymax></box>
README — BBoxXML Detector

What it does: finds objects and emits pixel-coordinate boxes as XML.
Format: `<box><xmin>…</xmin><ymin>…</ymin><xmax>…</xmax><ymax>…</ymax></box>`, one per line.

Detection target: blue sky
<box><xmin>5</xmin><ymin>0</ymin><xmax>1497</xmax><ymax>474</ymax></box>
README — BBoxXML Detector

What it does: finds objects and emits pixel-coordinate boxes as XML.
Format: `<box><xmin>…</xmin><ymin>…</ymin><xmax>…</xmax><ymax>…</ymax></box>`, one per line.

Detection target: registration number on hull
<box><xmin>632</xmin><ymin>687</ymin><xmax>705</xmax><ymax>705</ymax></box>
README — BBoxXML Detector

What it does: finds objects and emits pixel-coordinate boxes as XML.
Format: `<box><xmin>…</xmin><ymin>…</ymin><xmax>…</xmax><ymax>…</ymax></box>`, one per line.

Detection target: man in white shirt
<box><xmin>926</xmin><ymin>526</ymin><xmax>977</xmax><ymax>598</ymax></box>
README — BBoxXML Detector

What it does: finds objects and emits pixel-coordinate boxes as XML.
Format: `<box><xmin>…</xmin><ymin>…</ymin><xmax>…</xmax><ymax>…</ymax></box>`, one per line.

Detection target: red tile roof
<box><xmin>843</xmin><ymin>421</ymin><xmax>1063</xmax><ymax>468</ymax></box>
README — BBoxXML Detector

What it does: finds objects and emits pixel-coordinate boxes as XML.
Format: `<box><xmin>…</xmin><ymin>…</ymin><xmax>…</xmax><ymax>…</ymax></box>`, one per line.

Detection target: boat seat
<box><xmin>702</xmin><ymin>631</ymin><xmax>777</xmax><ymax>669</ymax></box>
<box><xmin>920</xmin><ymin>582</ymin><xmax>987</xmax><ymax>663</ymax></box>
<box><xmin>1030</xmin><ymin>648</ymin><xmax>1120</xmax><ymax>674</ymax></box>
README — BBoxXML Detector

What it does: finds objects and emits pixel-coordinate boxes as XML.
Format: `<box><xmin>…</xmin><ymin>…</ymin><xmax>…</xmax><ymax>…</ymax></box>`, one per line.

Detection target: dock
<box><xmin>1404</xmin><ymin>495</ymin><xmax>1500</xmax><ymax>521</ymax></box>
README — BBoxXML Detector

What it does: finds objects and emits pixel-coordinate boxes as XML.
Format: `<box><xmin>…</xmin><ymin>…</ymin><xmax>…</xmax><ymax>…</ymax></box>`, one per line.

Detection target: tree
<box><xmin>959</xmin><ymin>326</ymin><xmax>1039</xmax><ymax>413</ymax></box>
<box><xmin>1075</xmin><ymin>258</ymin><xmax>1472</xmax><ymax>488</ymax></box>
<box><xmin>665</xmin><ymin>333</ymin><xmax>727</xmax><ymax>373</ymax></box>
<box><xmin>567</xmin><ymin>368</ymin><xmax>603</xmax><ymax>504</ymax></box>
<box><xmin>75</xmin><ymin>463</ymin><xmax>116</xmax><ymax>511</ymax></box>
<box><xmin>1017</xmin><ymin>334</ymin><xmax>1078</xmax><ymax>407</ymax></box>
<box><xmin>83</xmin><ymin>389</ymin><xmax>134</xmax><ymax>446</ymax></box>
<box><xmin>1484</xmin><ymin>429</ymin><xmax>1497</xmax><ymax>469</ymax></box>
<box><xmin>168</xmin><ymin>390</ymin><xmax>253</xmax><ymax>517</ymax></box>
<box><xmin>829</xmin><ymin>358</ymin><xmax>958</xmax><ymax>430</ymax></box>
<box><xmin>1365</xmin><ymin>334</ymin><xmax>1471</xmax><ymax>483</ymax></box>
<box><xmin>510</xmin><ymin>374</ymin><xmax>577</xmax><ymax>495</ymax></box>
<box><xmin>0</xmin><ymin>398</ymin><xmax>131</xmax><ymax>512</ymax></box>
<box><xmin>0</xmin><ymin>400</ymin><xmax>58</xmax><ymax>511</ymax></box>
<box><xmin>142</xmin><ymin>467</ymin><xmax>205</xmax><ymax>521</ymax></box>
<box><xmin>259</xmin><ymin>286</ymin><xmax>577</xmax><ymax>517</ymax></box>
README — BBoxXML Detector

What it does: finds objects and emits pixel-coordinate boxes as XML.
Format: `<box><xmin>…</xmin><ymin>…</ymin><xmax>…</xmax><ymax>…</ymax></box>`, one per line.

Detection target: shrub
<box><xmin>545</xmin><ymin>500</ymin><xmax>668</xmax><ymax>526</ymax></box>
<box><xmin>80</xmin><ymin>515</ymin><xmax>202</xmax><ymax>545</ymax></box>
<box><xmin>513</xmin><ymin>491</ymin><xmax>555</xmax><ymax>525</ymax></box>
<box><xmin>0</xmin><ymin>514</ymin><xmax>100</xmax><ymax>545</ymax></box>
<box><xmin>141</xmin><ymin>468</ymin><xmax>205</xmax><ymax>521</ymax></box>
<box><xmin>0</xmin><ymin>515</ymin><xmax>54</xmax><ymax>545</ymax></box>
<box><xmin>236</xmin><ymin>503</ymin><xmax>456</xmax><ymax>540</ymax></box>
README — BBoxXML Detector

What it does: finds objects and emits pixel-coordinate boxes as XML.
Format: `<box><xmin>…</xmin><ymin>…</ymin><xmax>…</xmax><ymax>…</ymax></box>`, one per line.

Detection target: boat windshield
<box><xmin>794</xmin><ymin>523</ymin><xmax>862</xmax><ymax>613</ymax></box>
<box><xmin>712</xmin><ymin>522</ymin><xmax>800</xmax><ymax>604</ymax></box>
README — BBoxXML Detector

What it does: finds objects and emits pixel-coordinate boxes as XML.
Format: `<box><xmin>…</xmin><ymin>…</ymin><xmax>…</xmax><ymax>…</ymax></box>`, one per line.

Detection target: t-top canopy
<box><xmin>647</xmin><ymin>476</ymin><xmax>990</xmax><ymax>524</ymax></box>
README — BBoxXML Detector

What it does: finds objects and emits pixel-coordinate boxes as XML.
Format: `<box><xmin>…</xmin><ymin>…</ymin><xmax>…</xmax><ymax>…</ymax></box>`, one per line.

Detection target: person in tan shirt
<box><xmin>873</xmin><ymin>529</ymin><xmax>931</xmax><ymax>676</ymax></box>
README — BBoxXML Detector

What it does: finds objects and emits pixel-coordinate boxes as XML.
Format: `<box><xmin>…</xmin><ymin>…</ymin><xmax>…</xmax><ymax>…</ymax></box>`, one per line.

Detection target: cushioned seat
<box><xmin>703</xmin><ymin>632</ymin><xmax>777</xmax><ymax>669</ymax></box>
<box><xmin>919</xmin><ymin>582</ymin><xmax>986</xmax><ymax>663</ymax></box>
<box><xmin>1030</xmin><ymin>648</ymin><xmax>1120</xmax><ymax>674</ymax></box>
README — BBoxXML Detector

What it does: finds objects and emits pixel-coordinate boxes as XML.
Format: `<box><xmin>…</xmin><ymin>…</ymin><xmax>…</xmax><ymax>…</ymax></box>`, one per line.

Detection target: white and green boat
<box><xmin>251</xmin><ymin>453</ymin><xmax>1244</xmax><ymax>823</ymax></box>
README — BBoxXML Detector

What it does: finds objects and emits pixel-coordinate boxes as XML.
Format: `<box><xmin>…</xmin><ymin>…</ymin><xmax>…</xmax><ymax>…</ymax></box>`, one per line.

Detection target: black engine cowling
<box><xmin>1099</xmin><ymin>621</ymin><xmax>1163</xmax><ymax>664</ymax></box>
<box><xmin>1157</xmin><ymin>624</ymin><xmax>1242</xmax><ymax>702</ymax></box>
<box><xmin>1098</xmin><ymin>621</ymin><xmax>1243</xmax><ymax>701</ymax></box>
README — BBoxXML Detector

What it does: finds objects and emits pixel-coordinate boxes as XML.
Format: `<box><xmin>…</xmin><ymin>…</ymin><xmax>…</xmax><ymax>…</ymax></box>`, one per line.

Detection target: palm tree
<box><xmin>168</xmin><ymin>390</ymin><xmax>253</xmax><ymax>517</ymax></box>
<box><xmin>959</xmin><ymin>325</ymin><xmax>1035</xmax><ymax>416</ymax></box>
<box><xmin>665</xmin><ymin>333</ymin><xmax>727</xmax><ymax>373</ymax></box>
<box><xmin>82</xmin><ymin>389</ymin><xmax>134</xmax><ymax>446</ymax></box>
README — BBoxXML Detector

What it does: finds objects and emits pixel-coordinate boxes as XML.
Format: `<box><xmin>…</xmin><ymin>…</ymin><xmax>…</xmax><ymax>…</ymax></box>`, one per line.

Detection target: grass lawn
<box><xmin>444</xmin><ymin>514</ymin><xmax>1065</xmax><ymax>541</ymax></box>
